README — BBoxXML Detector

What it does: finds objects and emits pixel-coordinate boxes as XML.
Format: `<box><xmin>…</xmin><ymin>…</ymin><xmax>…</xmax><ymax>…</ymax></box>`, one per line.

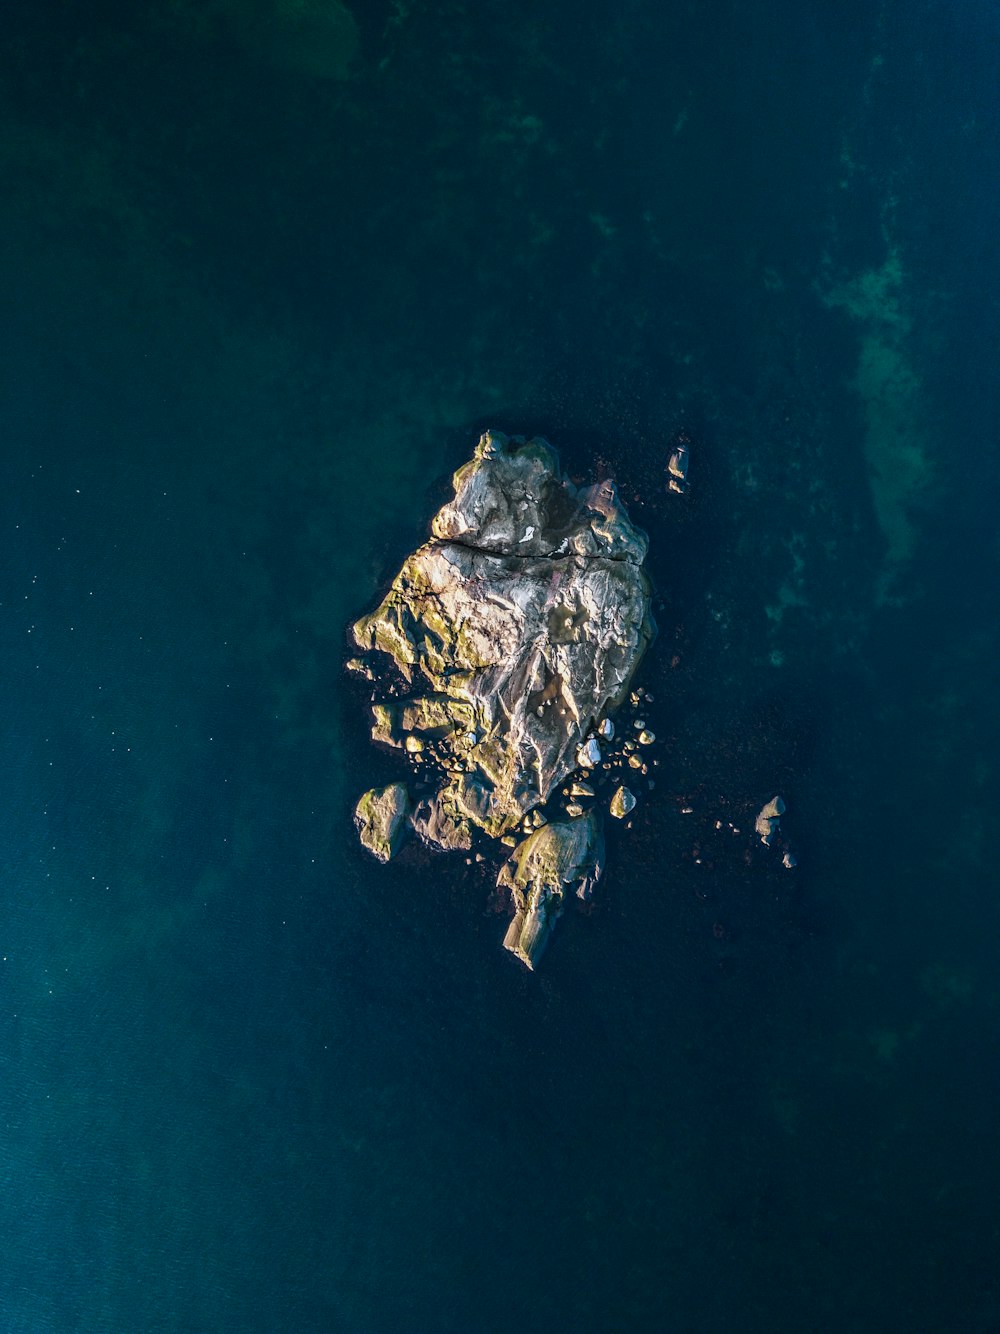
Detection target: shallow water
<box><xmin>1</xmin><ymin>3</ymin><xmax>998</xmax><ymax>1331</ymax></box>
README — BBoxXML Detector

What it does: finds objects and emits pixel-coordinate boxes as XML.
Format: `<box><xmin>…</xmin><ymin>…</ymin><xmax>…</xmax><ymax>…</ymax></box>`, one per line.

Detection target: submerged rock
<box><xmin>498</xmin><ymin>813</ymin><xmax>605</xmax><ymax>969</ymax></box>
<box><xmin>354</xmin><ymin>783</ymin><xmax>411</xmax><ymax>863</ymax></box>
<box><xmin>410</xmin><ymin>787</ymin><xmax>475</xmax><ymax>852</ymax></box>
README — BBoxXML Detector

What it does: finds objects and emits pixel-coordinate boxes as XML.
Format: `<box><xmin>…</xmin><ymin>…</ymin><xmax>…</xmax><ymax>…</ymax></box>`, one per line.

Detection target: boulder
<box><xmin>755</xmin><ymin>795</ymin><xmax>787</xmax><ymax>847</ymax></box>
<box><xmin>577</xmin><ymin>737</ymin><xmax>602</xmax><ymax>768</ymax></box>
<box><xmin>498</xmin><ymin>814</ymin><xmax>605</xmax><ymax>969</ymax></box>
<box><xmin>354</xmin><ymin>783</ymin><xmax>411</xmax><ymax>863</ymax></box>
<box><xmin>410</xmin><ymin>789</ymin><xmax>473</xmax><ymax>852</ymax></box>
<box><xmin>609</xmin><ymin>785</ymin><xmax>637</xmax><ymax>819</ymax></box>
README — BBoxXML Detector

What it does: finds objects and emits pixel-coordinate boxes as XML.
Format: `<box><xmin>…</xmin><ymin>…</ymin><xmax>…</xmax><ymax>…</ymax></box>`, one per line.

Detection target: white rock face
<box><xmin>577</xmin><ymin>737</ymin><xmax>602</xmax><ymax>769</ymax></box>
<box><xmin>354</xmin><ymin>784</ymin><xmax>412</xmax><ymax>862</ymax></box>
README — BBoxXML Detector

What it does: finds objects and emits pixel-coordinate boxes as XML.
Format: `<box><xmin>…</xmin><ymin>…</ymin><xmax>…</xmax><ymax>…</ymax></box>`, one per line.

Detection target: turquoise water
<box><xmin>1</xmin><ymin>3</ymin><xmax>999</xmax><ymax>1330</ymax></box>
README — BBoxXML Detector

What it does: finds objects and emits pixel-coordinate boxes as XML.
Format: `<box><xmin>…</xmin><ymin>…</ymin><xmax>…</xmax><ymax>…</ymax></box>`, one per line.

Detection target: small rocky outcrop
<box><xmin>497</xmin><ymin>814</ymin><xmax>605</xmax><ymax>970</ymax></box>
<box><xmin>755</xmin><ymin>795</ymin><xmax>786</xmax><ymax>846</ymax></box>
<box><xmin>609</xmin><ymin>785</ymin><xmax>637</xmax><ymax>819</ymax></box>
<box><xmin>348</xmin><ymin>429</ymin><xmax>655</xmax><ymax>964</ymax></box>
<box><xmin>354</xmin><ymin>783</ymin><xmax>412</xmax><ymax>863</ymax></box>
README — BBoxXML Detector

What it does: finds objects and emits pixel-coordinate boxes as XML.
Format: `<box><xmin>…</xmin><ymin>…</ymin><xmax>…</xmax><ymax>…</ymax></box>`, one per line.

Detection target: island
<box><xmin>348</xmin><ymin>429</ymin><xmax>655</xmax><ymax>967</ymax></box>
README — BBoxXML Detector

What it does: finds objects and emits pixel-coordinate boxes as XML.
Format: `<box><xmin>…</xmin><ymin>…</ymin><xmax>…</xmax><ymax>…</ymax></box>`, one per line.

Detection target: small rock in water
<box><xmin>354</xmin><ymin>783</ymin><xmax>412</xmax><ymax>863</ymax></box>
<box><xmin>782</xmin><ymin>850</ymin><xmax>797</xmax><ymax>869</ymax></box>
<box><xmin>667</xmin><ymin>443</ymin><xmax>690</xmax><ymax>494</ymax></box>
<box><xmin>405</xmin><ymin>735</ymin><xmax>425</xmax><ymax>754</ymax></box>
<box><xmin>609</xmin><ymin>786</ymin><xmax>637</xmax><ymax>819</ymax></box>
<box><xmin>565</xmin><ymin>802</ymin><xmax>585</xmax><ymax>818</ymax></box>
<box><xmin>570</xmin><ymin>781</ymin><xmax>595</xmax><ymax>798</ymax></box>
<box><xmin>638</xmin><ymin>729</ymin><xmax>655</xmax><ymax>745</ymax></box>
<box><xmin>755</xmin><ymin>795</ymin><xmax>787</xmax><ymax>847</ymax></box>
<box><xmin>598</xmin><ymin>718</ymin><xmax>615</xmax><ymax>740</ymax></box>
<box><xmin>577</xmin><ymin>737</ymin><xmax>602</xmax><ymax>768</ymax></box>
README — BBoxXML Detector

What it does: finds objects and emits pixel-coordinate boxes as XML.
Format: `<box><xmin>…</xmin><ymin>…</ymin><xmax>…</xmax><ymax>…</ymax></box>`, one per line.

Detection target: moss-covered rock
<box><xmin>354</xmin><ymin>784</ymin><xmax>411</xmax><ymax>863</ymax></box>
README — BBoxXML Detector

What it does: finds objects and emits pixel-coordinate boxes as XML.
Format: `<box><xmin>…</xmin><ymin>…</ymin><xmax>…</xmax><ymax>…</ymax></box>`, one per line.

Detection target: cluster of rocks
<box><xmin>666</xmin><ymin>438</ymin><xmax>690</xmax><ymax>495</ymax></box>
<box><xmin>546</xmin><ymin>684</ymin><xmax>660</xmax><ymax>829</ymax></box>
<box><xmin>348</xmin><ymin>429</ymin><xmax>655</xmax><ymax>968</ymax></box>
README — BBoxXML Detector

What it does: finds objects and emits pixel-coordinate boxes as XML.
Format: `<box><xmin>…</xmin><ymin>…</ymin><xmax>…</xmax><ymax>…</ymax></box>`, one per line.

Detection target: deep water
<box><xmin>1</xmin><ymin>2</ymin><xmax>999</xmax><ymax>1331</ymax></box>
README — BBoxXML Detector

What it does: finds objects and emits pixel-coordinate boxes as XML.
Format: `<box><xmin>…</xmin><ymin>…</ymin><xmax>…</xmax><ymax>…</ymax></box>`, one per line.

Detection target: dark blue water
<box><xmin>1</xmin><ymin>3</ymin><xmax>998</xmax><ymax>1330</ymax></box>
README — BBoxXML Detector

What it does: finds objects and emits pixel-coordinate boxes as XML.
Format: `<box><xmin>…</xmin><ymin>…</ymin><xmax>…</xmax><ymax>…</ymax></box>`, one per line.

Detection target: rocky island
<box><xmin>349</xmin><ymin>429</ymin><xmax>655</xmax><ymax>967</ymax></box>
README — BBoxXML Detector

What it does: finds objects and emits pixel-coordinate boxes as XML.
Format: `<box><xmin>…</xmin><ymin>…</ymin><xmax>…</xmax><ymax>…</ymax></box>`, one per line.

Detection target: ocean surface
<box><xmin>1</xmin><ymin>2</ymin><xmax>998</xmax><ymax>1330</ymax></box>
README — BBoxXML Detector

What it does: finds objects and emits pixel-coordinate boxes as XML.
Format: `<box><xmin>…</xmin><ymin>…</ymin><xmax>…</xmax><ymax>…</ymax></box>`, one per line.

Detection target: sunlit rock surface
<box><xmin>354</xmin><ymin>783</ymin><xmax>411</xmax><ymax>863</ymax></box>
<box><xmin>498</xmin><ymin>814</ymin><xmax>605</xmax><ymax>970</ymax></box>
<box><xmin>349</xmin><ymin>428</ymin><xmax>655</xmax><ymax>963</ymax></box>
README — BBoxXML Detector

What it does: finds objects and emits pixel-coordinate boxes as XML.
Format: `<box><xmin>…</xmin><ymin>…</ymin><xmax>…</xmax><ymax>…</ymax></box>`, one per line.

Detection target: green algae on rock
<box><xmin>354</xmin><ymin>783</ymin><xmax>412</xmax><ymax>863</ymax></box>
<box><xmin>349</xmin><ymin>428</ymin><xmax>654</xmax><ymax>965</ymax></box>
